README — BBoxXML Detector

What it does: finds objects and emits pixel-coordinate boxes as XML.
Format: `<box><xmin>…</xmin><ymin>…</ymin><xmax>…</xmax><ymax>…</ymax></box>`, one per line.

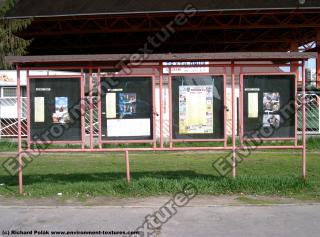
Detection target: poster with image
<box><xmin>52</xmin><ymin>97</ymin><xmax>70</xmax><ymax>124</ymax></box>
<box><xmin>263</xmin><ymin>92</ymin><xmax>280</xmax><ymax>112</ymax></box>
<box><xmin>179</xmin><ymin>86</ymin><xmax>213</xmax><ymax>134</ymax></box>
<box><xmin>263</xmin><ymin>114</ymin><xmax>280</xmax><ymax>128</ymax></box>
<box><xmin>119</xmin><ymin>93</ymin><xmax>137</xmax><ymax>118</ymax></box>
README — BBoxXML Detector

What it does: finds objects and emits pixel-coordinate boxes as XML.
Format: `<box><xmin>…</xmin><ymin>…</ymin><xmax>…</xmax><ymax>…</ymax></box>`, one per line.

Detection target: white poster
<box><xmin>106</xmin><ymin>93</ymin><xmax>116</xmax><ymax>118</ymax></box>
<box><xmin>248</xmin><ymin>93</ymin><xmax>259</xmax><ymax>118</ymax></box>
<box><xmin>179</xmin><ymin>86</ymin><xmax>213</xmax><ymax>134</ymax></box>
<box><xmin>34</xmin><ymin>97</ymin><xmax>44</xmax><ymax>122</ymax></box>
<box><xmin>163</xmin><ymin>62</ymin><xmax>209</xmax><ymax>74</ymax></box>
<box><xmin>107</xmin><ymin>119</ymin><xmax>150</xmax><ymax>137</ymax></box>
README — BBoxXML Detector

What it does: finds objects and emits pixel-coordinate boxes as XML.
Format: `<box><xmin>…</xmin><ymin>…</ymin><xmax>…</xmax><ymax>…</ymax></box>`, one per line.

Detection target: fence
<box><xmin>0</xmin><ymin>97</ymin><xmax>27</xmax><ymax>138</ymax></box>
<box><xmin>1</xmin><ymin>94</ymin><xmax>319</xmax><ymax>139</ymax></box>
<box><xmin>298</xmin><ymin>93</ymin><xmax>320</xmax><ymax>134</ymax></box>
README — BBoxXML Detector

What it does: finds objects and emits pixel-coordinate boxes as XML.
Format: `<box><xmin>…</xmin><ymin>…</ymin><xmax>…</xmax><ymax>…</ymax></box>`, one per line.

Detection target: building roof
<box><xmin>5</xmin><ymin>52</ymin><xmax>317</xmax><ymax>67</ymax></box>
<box><xmin>5</xmin><ymin>0</ymin><xmax>320</xmax><ymax>18</ymax></box>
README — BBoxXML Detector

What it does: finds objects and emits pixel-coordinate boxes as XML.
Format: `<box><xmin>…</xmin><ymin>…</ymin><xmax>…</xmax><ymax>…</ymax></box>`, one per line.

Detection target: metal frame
<box><xmin>239</xmin><ymin>72</ymin><xmax>298</xmax><ymax>144</ymax></box>
<box><xmin>168</xmin><ymin>73</ymin><xmax>227</xmax><ymax>146</ymax></box>
<box><xmin>26</xmin><ymin>74</ymin><xmax>85</xmax><ymax>145</ymax></box>
<box><xmin>97</xmin><ymin>73</ymin><xmax>156</xmax><ymax>148</ymax></box>
<box><xmin>15</xmin><ymin>60</ymin><xmax>308</xmax><ymax>194</ymax></box>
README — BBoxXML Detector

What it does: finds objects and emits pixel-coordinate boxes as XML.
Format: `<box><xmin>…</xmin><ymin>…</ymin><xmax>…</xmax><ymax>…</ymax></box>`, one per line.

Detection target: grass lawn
<box><xmin>0</xmin><ymin>151</ymin><xmax>319</xmax><ymax>200</ymax></box>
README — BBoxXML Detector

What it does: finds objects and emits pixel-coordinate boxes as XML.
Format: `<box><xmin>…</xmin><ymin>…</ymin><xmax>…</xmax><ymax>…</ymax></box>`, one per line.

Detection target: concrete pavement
<box><xmin>1</xmin><ymin>201</ymin><xmax>320</xmax><ymax>237</ymax></box>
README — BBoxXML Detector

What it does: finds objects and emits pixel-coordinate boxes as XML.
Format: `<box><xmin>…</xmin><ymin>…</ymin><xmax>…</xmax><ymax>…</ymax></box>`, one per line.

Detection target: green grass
<box><xmin>0</xmin><ymin>136</ymin><xmax>319</xmax><ymax>150</ymax></box>
<box><xmin>0</xmin><ymin>139</ymin><xmax>18</xmax><ymax>152</ymax></box>
<box><xmin>0</xmin><ymin>151</ymin><xmax>319</xmax><ymax>199</ymax></box>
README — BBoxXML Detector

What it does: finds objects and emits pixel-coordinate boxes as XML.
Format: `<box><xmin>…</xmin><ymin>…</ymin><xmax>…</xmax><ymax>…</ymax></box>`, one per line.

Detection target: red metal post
<box><xmin>152</xmin><ymin>75</ymin><xmax>156</xmax><ymax>149</ymax></box>
<box><xmin>89</xmin><ymin>67</ymin><xmax>94</xmax><ymax>149</ymax></box>
<box><xmin>302</xmin><ymin>61</ymin><xmax>307</xmax><ymax>180</ymax></box>
<box><xmin>26</xmin><ymin>70</ymin><xmax>31</xmax><ymax>150</ymax></box>
<box><xmin>290</xmin><ymin>43</ymin><xmax>299</xmax><ymax>146</ymax></box>
<box><xmin>239</xmin><ymin>73</ymin><xmax>244</xmax><ymax>146</ymax></box>
<box><xmin>290</xmin><ymin>42</ymin><xmax>299</xmax><ymax>75</ymax></box>
<box><xmin>17</xmin><ymin>66</ymin><xmax>23</xmax><ymax>194</ymax></box>
<box><xmin>97</xmin><ymin>68</ymin><xmax>102</xmax><ymax>149</ymax></box>
<box><xmin>223</xmin><ymin>68</ymin><xmax>227</xmax><ymax>147</ymax></box>
<box><xmin>125</xmin><ymin>150</ymin><xmax>131</xmax><ymax>183</ymax></box>
<box><xmin>231</xmin><ymin>61</ymin><xmax>236</xmax><ymax>178</ymax></box>
<box><xmin>294</xmin><ymin>72</ymin><xmax>298</xmax><ymax>146</ymax></box>
<box><xmin>159</xmin><ymin>68</ymin><xmax>164</xmax><ymax>148</ymax></box>
<box><xmin>169</xmin><ymin>69</ymin><xmax>173</xmax><ymax>148</ymax></box>
<box><xmin>81</xmin><ymin>68</ymin><xmax>86</xmax><ymax>149</ymax></box>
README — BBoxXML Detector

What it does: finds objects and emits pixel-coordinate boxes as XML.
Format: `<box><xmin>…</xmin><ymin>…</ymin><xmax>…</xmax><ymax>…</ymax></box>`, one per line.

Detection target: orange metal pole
<box><xmin>290</xmin><ymin>42</ymin><xmax>299</xmax><ymax>75</ymax></box>
<box><xmin>231</xmin><ymin>61</ymin><xmax>236</xmax><ymax>178</ymax></box>
<box><xmin>125</xmin><ymin>150</ymin><xmax>131</xmax><ymax>183</ymax></box>
<box><xmin>17</xmin><ymin>66</ymin><xmax>23</xmax><ymax>194</ymax></box>
<box><xmin>302</xmin><ymin>61</ymin><xmax>307</xmax><ymax>180</ymax></box>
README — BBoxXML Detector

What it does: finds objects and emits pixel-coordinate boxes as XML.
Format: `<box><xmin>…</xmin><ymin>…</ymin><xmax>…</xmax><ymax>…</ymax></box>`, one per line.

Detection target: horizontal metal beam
<box><xmin>6</xmin><ymin>52</ymin><xmax>317</xmax><ymax>66</ymax></box>
<box><xmin>18</xmin><ymin>11</ymin><xmax>320</xmax><ymax>37</ymax></box>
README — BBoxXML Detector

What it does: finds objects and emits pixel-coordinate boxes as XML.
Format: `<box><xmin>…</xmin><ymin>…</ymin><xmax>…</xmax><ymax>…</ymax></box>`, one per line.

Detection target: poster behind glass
<box><xmin>100</xmin><ymin>77</ymin><xmax>153</xmax><ymax>140</ymax></box>
<box><xmin>243</xmin><ymin>75</ymin><xmax>295</xmax><ymax>138</ymax></box>
<box><xmin>30</xmin><ymin>77</ymin><xmax>82</xmax><ymax>141</ymax></box>
<box><xmin>172</xmin><ymin>75</ymin><xmax>224</xmax><ymax>139</ymax></box>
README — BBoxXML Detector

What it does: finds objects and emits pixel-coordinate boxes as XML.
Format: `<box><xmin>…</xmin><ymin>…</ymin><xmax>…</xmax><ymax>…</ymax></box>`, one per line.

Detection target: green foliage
<box><xmin>0</xmin><ymin>0</ymin><xmax>32</xmax><ymax>69</ymax></box>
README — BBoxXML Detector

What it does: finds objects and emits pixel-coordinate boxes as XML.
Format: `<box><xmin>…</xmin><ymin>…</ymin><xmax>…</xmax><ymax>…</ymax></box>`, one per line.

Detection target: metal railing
<box><xmin>1</xmin><ymin>94</ymin><xmax>319</xmax><ymax>139</ymax></box>
<box><xmin>0</xmin><ymin>97</ymin><xmax>27</xmax><ymax>138</ymax></box>
<box><xmin>298</xmin><ymin>93</ymin><xmax>320</xmax><ymax>134</ymax></box>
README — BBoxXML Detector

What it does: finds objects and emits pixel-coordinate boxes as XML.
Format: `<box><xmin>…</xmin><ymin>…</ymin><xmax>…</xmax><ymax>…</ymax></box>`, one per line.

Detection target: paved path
<box><xmin>1</xmin><ymin>203</ymin><xmax>320</xmax><ymax>237</ymax></box>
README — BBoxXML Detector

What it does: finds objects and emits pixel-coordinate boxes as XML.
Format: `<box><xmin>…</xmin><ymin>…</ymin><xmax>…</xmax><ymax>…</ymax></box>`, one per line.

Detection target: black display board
<box><xmin>172</xmin><ymin>75</ymin><xmax>225</xmax><ymax>139</ymax></box>
<box><xmin>100</xmin><ymin>77</ymin><xmax>153</xmax><ymax>140</ymax></box>
<box><xmin>243</xmin><ymin>74</ymin><xmax>295</xmax><ymax>138</ymax></box>
<box><xmin>29</xmin><ymin>77</ymin><xmax>82</xmax><ymax>142</ymax></box>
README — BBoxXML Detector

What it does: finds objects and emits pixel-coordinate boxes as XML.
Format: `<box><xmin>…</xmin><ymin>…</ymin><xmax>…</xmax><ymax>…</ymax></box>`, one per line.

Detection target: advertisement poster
<box><xmin>119</xmin><ymin>93</ymin><xmax>137</xmax><ymax>118</ymax></box>
<box><xmin>106</xmin><ymin>93</ymin><xmax>116</xmax><ymax>118</ymax></box>
<box><xmin>248</xmin><ymin>92</ymin><xmax>259</xmax><ymax>118</ymax></box>
<box><xmin>52</xmin><ymin>97</ymin><xmax>70</xmax><ymax>123</ymax></box>
<box><xmin>34</xmin><ymin>97</ymin><xmax>45</xmax><ymax>122</ymax></box>
<box><xmin>179</xmin><ymin>86</ymin><xmax>213</xmax><ymax>134</ymax></box>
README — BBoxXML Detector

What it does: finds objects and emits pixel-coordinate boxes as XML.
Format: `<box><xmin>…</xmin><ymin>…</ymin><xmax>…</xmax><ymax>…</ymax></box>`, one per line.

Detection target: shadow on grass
<box><xmin>0</xmin><ymin>170</ymin><xmax>226</xmax><ymax>186</ymax></box>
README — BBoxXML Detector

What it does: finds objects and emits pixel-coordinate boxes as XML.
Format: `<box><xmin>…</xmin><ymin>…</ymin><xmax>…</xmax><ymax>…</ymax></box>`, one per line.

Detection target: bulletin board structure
<box><xmin>7</xmin><ymin>52</ymin><xmax>313</xmax><ymax>194</ymax></box>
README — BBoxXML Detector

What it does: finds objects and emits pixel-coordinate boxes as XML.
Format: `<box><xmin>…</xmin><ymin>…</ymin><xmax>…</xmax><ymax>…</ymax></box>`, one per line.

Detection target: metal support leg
<box><xmin>125</xmin><ymin>150</ymin><xmax>131</xmax><ymax>183</ymax></box>
<box><xmin>302</xmin><ymin>62</ymin><xmax>307</xmax><ymax>180</ymax></box>
<box><xmin>17</xmin><ymin>66</ymin><xmax>23</xmax><ymax>194</ymax></box>
<box><xmin>231</xmin><ymin>62</ymin><xmax>236</xmax><ymax>178</ymax></box>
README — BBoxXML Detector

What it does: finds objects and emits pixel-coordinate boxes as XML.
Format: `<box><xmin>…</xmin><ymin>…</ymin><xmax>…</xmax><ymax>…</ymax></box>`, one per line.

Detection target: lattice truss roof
<box><xmin>5</xmin><ymin>0</ymin><xmax>320</xmax><ymax>55</ymax></box>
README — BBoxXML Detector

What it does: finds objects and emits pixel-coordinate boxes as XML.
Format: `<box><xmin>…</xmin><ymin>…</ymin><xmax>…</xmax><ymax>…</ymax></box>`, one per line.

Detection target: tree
<box><xmin>0</xmin><ymin>0</ymin><xmax>31</xmax><ymax>69</ymax></box>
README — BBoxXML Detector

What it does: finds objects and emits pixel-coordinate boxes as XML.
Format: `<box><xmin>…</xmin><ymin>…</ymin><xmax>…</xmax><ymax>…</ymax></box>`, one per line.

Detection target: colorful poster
<box><xmin>119</xmin><ymin>93</ymin><xmax>137</xmax><ymax>118</ymax></box>
<box><xmin>248</xmin><ymin>92</ymin><xmax>259</xmax><ymax>118</ymax></box>
<box><xmin>263</xmin><ymin>92</ymin><xmax>280</xmax><ymax>112</ymax></box>
<box><xmin>179</xmin><ymin>86</ymin><xmax>213</xmax><ymax>134</ymax></box>
<box><xmin>52</xmin><ymin>97</ymin><xmax>70</xmax><ymax>123</ymax></box>
<box><xmin>34</xmin><ymin>97</ymin><xmax>45</xmax><ymax>122</ymax></box>
<box><xmin>106</xmin><ymin>93</ymin><xmax>116</xmax><ymax>118</ymax></box>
